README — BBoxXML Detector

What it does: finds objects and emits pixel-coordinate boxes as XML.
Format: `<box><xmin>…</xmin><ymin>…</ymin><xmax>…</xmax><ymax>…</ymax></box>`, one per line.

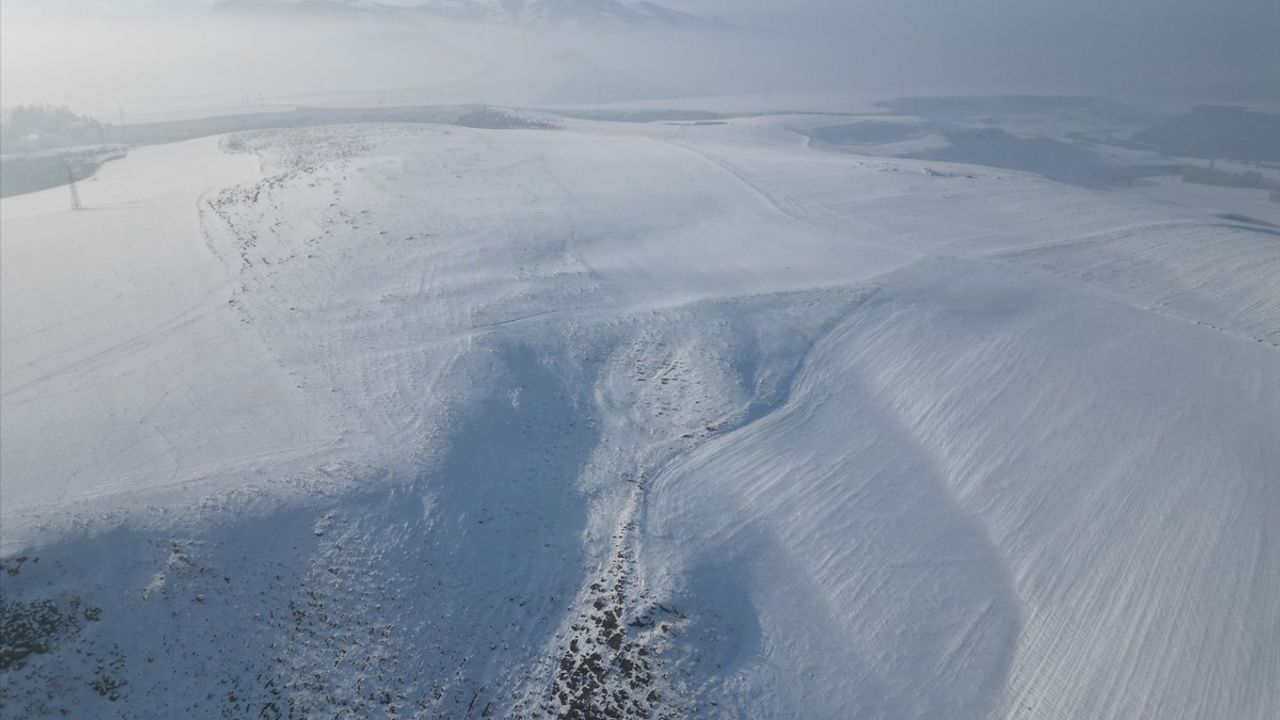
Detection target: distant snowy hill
<box><xmin>211</xmin><ymin>0</ymin><xmax>368</xmax><ymax>18</ymax></box>
<box><xmin>210</xmin><ymin>0</ymin><xmax>723</xmax><ymax>27</ymax></box>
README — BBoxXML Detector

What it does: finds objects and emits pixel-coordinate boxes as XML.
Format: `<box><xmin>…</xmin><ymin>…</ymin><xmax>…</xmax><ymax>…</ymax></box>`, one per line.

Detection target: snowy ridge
<box><xmin>1</xmin><ymin>118</ymin><xmax>1276</xmax><ymax>718</ymax></box>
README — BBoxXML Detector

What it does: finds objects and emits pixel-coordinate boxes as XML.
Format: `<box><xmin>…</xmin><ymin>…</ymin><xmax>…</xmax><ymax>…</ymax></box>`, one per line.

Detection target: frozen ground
<box><xmin>1</xmin><ymin>115</ymin><xmax>1276</xmax><ymax>718</ymax></box>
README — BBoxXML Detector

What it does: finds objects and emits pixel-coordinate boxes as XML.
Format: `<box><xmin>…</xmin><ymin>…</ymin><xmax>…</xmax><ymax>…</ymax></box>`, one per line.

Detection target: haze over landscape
<box><xmin>1</xmin><ymin>1</ymin><xmax>1277</xmax><ymax>718</ymax></box>
<box><xmin>3</xmin><ymin>0</ymin><xmax>1279</xmax><ymax>120</ymax></box>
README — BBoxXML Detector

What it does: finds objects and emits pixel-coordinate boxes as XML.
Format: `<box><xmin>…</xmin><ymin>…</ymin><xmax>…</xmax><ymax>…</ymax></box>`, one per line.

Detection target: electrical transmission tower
<box><xmin>67</xmin><ymin>165</ymin><xmax>83</xmax><ymax>211</ymax></box>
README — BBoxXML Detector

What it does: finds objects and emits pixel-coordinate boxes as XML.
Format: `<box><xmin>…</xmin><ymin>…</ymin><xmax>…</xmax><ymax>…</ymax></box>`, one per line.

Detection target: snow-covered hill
<box><xmin>1</xmin><ymin>116</ymin><xmax>1276</xmax><ymax>718</ymax></box>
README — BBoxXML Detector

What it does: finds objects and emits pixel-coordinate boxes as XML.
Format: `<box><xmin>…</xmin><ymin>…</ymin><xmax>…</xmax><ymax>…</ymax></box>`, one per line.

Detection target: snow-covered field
<box><xmin>1</xmin><ymin>116</ymin><xmax>1276</xmax><ymax>718</ymax></box>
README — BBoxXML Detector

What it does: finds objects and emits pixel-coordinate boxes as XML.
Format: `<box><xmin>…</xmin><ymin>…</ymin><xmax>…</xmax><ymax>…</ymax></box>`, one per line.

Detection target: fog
<box><xmin>2</xmin><ymin>0</ymin><xmax>1276</xmax><ymax>122</ymax></box>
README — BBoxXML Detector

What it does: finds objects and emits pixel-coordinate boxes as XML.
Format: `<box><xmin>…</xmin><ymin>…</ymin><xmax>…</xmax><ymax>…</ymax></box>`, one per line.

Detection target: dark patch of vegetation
<box><xmin>2</xmin><ymin>556</ymin><xmax>30</xmax><ymax>577</ymax></box>
<box><xmin>92</xmin><ymin>104</ymin><xmax>548</xmax><ymax>149</ymax></box>
<box><xmin>0</xmin><ymin>104</ymin><xmax>107</xmax><ymax>154</ymax></box>
<box><xmin>0</xmin><ymin>594</ymin><xmax>101</xmax><ymax>671</ymax></box>
<box><xmin>89</xmin><ymin>672</ymin><xmax>128</xmax><ymax>701</ymax></box>
<box><xmin>453</xmin><ymin>108</ymin><xmax>559</xmax><ymax>131</ymax></box>
<box><xmin>88</xmin><ymin>644</ymin><xmax>129</xmax><ymax>701</ymax></box>
<box><xmin>541</xmin><ymin>109</ymin><xmax>727</xmax><ymax>124</ymax></box>
<box><xmin>527</xmin><ymin>504</ymin><xmax>686</xmax><ymax>720</ymax></box>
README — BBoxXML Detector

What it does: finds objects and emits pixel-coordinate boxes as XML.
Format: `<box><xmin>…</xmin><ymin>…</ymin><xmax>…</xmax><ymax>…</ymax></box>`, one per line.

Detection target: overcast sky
<box><xmin>693</xmin><ymin>0</ymin><xmax>1280</xmax><ymax>99</ymax></box>
<box><xmin>2</xmin><ymin>0</ymin><xmax>1276</xmax><ymax>119</ymax></box>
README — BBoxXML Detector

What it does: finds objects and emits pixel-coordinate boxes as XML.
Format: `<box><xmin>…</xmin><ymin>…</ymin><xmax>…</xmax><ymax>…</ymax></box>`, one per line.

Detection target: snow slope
<box><xmin>1</xmin><ymin>137</ymin><xmax>338</xmax><ymax>525</ymax></box>
<box><xmin>1</xmin><ymin>117</ymin><xmax>1276</xmax><ymax>719</ymax></box>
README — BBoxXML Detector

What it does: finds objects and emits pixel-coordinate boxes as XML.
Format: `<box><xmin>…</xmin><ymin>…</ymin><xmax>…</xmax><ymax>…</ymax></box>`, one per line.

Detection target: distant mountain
<box><xmin>211</xmin><ymin>0</ymin><xmax>378</xmax><ymax>19</ymax></box>
<box><xmin>427</xmin><ymin>0</ymin><xmax>720</xmax><ymax>28</ymax></box>
<box><xmin>211</xmin><ymin>0</ymin><xmax>724</xmax><ymax>28</ymax></box>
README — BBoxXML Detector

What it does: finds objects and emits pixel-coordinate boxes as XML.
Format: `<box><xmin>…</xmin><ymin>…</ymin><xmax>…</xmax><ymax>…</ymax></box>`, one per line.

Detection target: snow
<box><xmin>1</xmin><ymin>116</ymin><xmax>1276</xmax><ymax>718</ymax></box>
<box><xmin>644</xmin><ymin>257</ymin><xmax>1277</xmax><ymax>718</ymax></box>
<box><xmin>1</xmin><ymin>137</ymin><xmax>337</xmax><ymax>526</ymax></box>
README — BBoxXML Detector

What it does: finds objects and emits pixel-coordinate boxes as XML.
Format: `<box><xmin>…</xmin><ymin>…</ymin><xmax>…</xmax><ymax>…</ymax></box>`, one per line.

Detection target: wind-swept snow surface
<box><xmin>1</xmin><ymin>118</ymin><xmax>1276</xmax><ymax>719</ymax></box>
<box><xmin>1</xmin><ymin>137</ymin><xmax>337</xmax><ymax>522</ymax></box>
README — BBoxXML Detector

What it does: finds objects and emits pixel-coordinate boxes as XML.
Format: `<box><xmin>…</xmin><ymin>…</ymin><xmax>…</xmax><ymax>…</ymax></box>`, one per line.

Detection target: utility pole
<box><xmin>67</xmin><ymin>165</ymin><xmax>83</xmax><ymax>211</ymax></box>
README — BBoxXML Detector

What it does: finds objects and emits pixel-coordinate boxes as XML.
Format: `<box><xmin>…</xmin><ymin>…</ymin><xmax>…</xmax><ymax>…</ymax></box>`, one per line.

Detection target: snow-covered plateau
<box><xmin>1</xmin><ymin>115</ymin><xmax>1276</xmax><ymax>718</ymax></box>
